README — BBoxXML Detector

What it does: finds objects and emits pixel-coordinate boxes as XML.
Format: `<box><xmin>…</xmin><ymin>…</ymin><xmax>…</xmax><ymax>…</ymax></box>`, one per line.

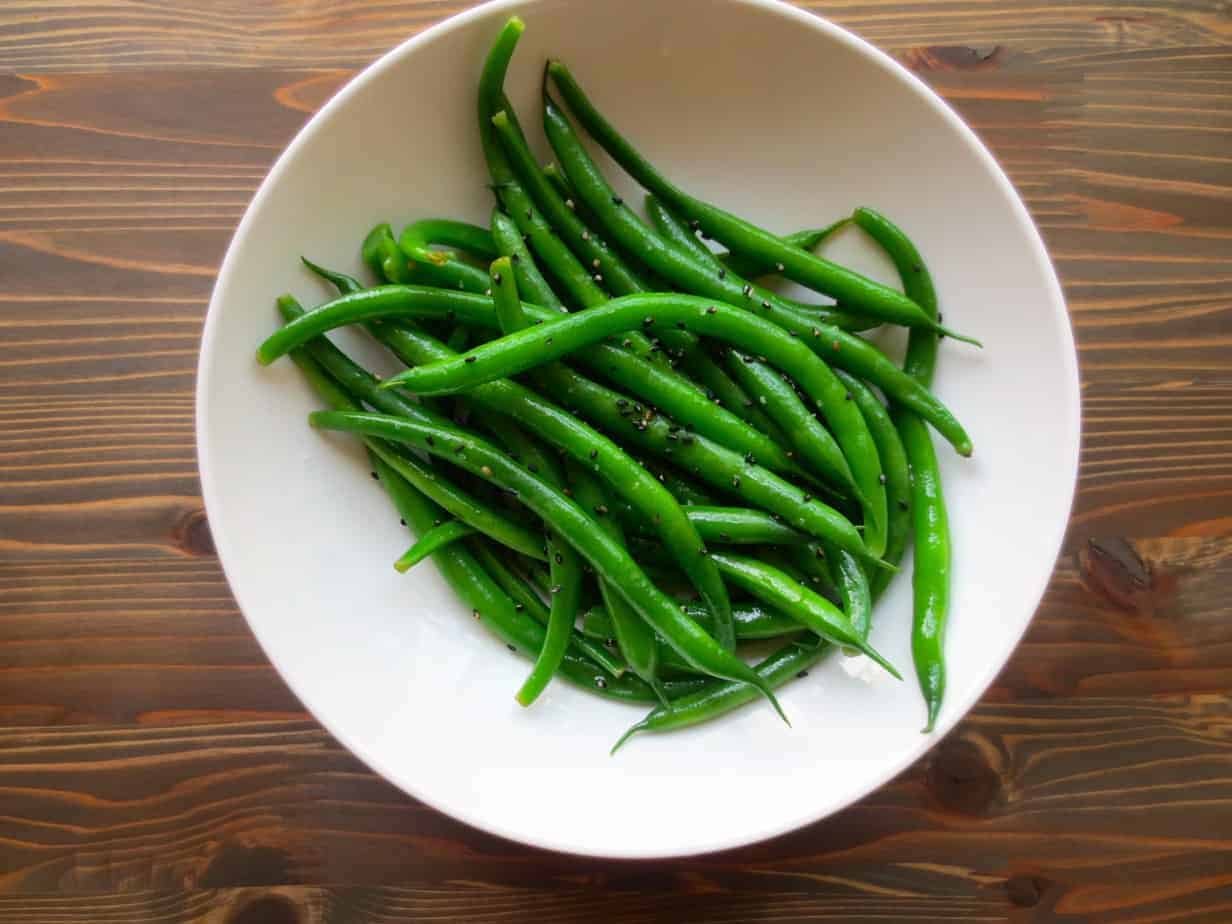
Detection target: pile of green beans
<box><xmin>254</xmin><ymin>16</ymin><xmax>970</xmax><ymax>750</ymax></box>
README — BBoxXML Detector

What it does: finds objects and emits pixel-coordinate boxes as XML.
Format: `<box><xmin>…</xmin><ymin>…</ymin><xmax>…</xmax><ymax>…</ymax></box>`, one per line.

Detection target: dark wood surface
<box><xmin>1</xmin><ymin>1</ymin><xmax>1229</xmax><ymax>921</ymax></box>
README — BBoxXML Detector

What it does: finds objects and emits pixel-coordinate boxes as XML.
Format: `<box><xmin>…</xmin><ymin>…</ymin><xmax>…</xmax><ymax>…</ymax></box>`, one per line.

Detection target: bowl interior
<box><xmin>198</xmin><ymin>0</ymin><xmax>1078</xmax><ymax>858</ymax></box>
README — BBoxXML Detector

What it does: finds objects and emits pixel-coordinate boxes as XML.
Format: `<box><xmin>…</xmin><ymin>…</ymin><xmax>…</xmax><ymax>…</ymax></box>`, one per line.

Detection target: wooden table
<box><xmin>1</xmin><ymin>2</ymin><xmax>1229</xmax><ymax>921</ymax></box>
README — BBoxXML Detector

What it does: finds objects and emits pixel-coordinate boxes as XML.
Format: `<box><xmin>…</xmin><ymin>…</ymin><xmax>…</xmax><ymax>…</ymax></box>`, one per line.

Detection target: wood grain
<box><xmin>0</xmin><ymin>1</ymin><xmax>1229</xmax><ymax>922</ymax></box>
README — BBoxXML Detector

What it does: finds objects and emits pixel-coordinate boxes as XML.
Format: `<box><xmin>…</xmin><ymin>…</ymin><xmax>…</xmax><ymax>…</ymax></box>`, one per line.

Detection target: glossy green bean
<box><xmin>708</xmin><ymin>552</ymin><xmax>897</xmax><ymax>678</ymax></box>
<box><xmin>377</xmin><ymin>292</ymin><xmax>888</xmax><ymax>557</ymax></box>
<box><xmin>547</xmin><ymin>61</ymin><xmax>979</xmax><ymax>345</ymax></box>
<box><xmin>479</xmin><ymin>18</ymin><xmax>607</xmax><ymax>309</ymax></box>
<box><xmin>492</xmin><ymin>108</ymin><xmax>647</xmax><ymax>296</ymax></box>
<box><xmin>567</xmin><ymin>459</ymin><xmax>666</xmax><ymax>702</ymax></box>
<box><xmin>398</xmin><ymin>218</ymin><xmax>497</xmax><ymax>265</ymax></box>
<box><xmin>490</xmin><ymin>208</ymin><xmax>563</xmax><ymax>310</ymax></box>
<box><xmin>584</xmin><ymin>601</ymin><xmax>801</xmax><ymax>643</ymax></box>
<box><xmin>395</xmin><ymin>519</ymin><xmax>475</xmax><ymax>572</ymax></box>
<box><xmin>836</xmin><ymin>370</ymin><xmax>912</xmax><ymax>600</ymax></box>
<box><xmin>308</xmin><ymin>409</ymin><xmax>785</xmax><ymax>717</ymax></box>
<box><xmin>825</xmin><ymin>545</ymin><xmax>873</xmax><ymax>642</ymax></box>
<box><xmin>854</xmin><ymin>207</ymin><xmax>951</xmax><ymax>733</ymax></box>
<box><xmin>617</xmin><ymin>504</ymin><xmax>807</xmax><ymax>546</ymax></box>
<box><xmin>612</xmin><ymin>638</ymin><xmax>830</xmax><ymax>751</ymax></box>
<box><xmin>719</xmin><ymin>220</ymin><xmax>850</xmax><ymax>280</ymax></box>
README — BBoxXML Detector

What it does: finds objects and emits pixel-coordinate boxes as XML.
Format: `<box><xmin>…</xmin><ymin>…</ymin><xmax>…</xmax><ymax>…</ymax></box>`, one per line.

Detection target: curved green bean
<box><xmin>836</xmin><ymin>370</ymin><xmax>912</xmax><ymax>600</ymax></box>
<box><xmin>395</xmin><ymin>519</ymin><xmax>476</xmax><ymax>573</ymax></box>
<box><xmin>567</xmin><ymin>459</ymin><xmax>666</xmax><ymax>702</ymax></box>
<box><xmin>708</xmin><ymin>552</ymin><xmax>897</xmax><ymax>678</ymax></box>
<box><xmin>854</xmin><ymin>206</ymin><xmax>952</xmax><ymax>733</ymax></box>
<box><xmin>398</xmin><ymin>218</ymin><xmax>497</xmax><ymax>265</ymax></box>
<box><xmin>490</xmin><ymin>208</ymin><xmax>563</xmax><ymax>310</ymax></box>
<box><xmin>479</xmin><ymin>18</ymin><xmax>607</xmax><ymax>309</ymax></box>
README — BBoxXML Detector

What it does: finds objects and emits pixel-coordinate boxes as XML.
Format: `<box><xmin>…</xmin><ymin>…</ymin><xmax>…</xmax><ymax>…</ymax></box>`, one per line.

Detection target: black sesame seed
<box><xmin>433</xmin><ymin>519</ymin><xmax>442</xmax><ymax>527</ymax></box>
<box><xmin>845</xmin><ymin>391</ymin><xmax>853</xmax><ymax>400</ymax></box>
<box><xmin>775</xmin><ymin>262</ymin><xmax>785</xmax><ymax>272</ymax></box>
<box><xmin>642</xmin><ymin>316</ymin><xmax>654</xmax><ymax>326</ymax></box>
<box><xmin>719</xmin><ymin>531</ymin><xmax>731</xmax><ymax>542</ymax></box>
<box><xmin>545</xmin><ymin>337</ymin><xmax>554</xmax><ymax>345</ymax></box>
<box><xmin>399</xmin><ymin>518</ymin><xmax>406</xmax><ymax>526</ymax></box>
<box><xmin>589</xmin><ymin>449</ymin><xmax>598</xmax><ymax>459</ymax></box>
<box><xmin>762</xmin><ymin>300</ymin><xmax>771</xmax><ymax>310</ymax></box>
<box><xmin>899</xmin><ymin>499</ymin><xmax>910</xmax><ymax>511</ymax></box>
<box><xmin>718</xmin><ymin>268</ymin><xmax>727</xmax><ymax>279</ymax></box>
<box><xmin>370</xmin><ymin>470</ymin><xmax>378</xmax><ymax>480</ymax></box>
<box><xmin>594</xmin><ymin>504</ymin><xmax>609</xmax><ymax>516</ymax></box>
<box><xmin>796</xmin><ymin>670</ymin><xmax>809</xmax><ymax>679</ymax></box>
<box><xmin>879</xmin><ymin>473</ymin><xmax>888</xmax><ymax>485</ymax></box>
<box><xmin>612</xmin><ymin>195</ymin><xmax>624</xmax><ymax>206</ymax></box>
<box><xmin>514</xmin><ymin>603</ymin><xmax>525</xmax><ymax>611</ymax></box>
<box><xmin>465</xmin><ymin>356</ymin><xmax>476</xmax><ymax>364</ymax></box>
<box><xmin>492</xmin><ymin>271</ymin><xmax>503</xmax><ymax>285</ymax></box>
<box><xmin>732</xmin><ymin>475</ymin><xmax>742</xmax><ymax>488</ymax></box>
<box><xmin>507</xmin><ymin>644</ymin><xmax>516</xmax><ymax>652</ymax></box>
<box><xmin>605</xmin><ymin>637</ymin><xmax>617</xmax><ymax>648</ymax></box>
<box><xmin>550</xmin><ymin>585</ymin><xmax>562</xmax><ymax>595</ymax></box>
<box><xmin>472</xmin><ymin>609</ymin><xmax>481</xmax><ymax>620</ymax></box>
<box><xmin>594</xmin><ymin>676</ymin><xmax>608</xmax><ymax>689</ymax></box>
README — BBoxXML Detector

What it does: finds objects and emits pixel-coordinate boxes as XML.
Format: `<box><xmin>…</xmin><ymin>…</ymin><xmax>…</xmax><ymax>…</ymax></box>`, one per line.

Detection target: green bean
<box><xmin>708</xmin><ymin>552</ymin><xmax>897</xmax><ymax>678</ymax></box>
<box><xmin>362</xmin><ymin>222</ymin><xmax>414</xmax><ymax>284</ymax></box>
<box><xmin>376</xmin><ymin>293</ymin><xmax>888</xmax><ymax>557</ymax></box>
<box><xmin>490</xmin><ymin>208</ymin><xmax>563</xmax><ymax>309</ymax></box>
<box><xmin>547</xmin><ymin>61</ymin><xmax>980</xmax><ymax>345</ymax></box>
<box><xmin>398</xmin><ymin>218</ymin><xmax>497</xmax><ymax>265</ymax></box>
<box><xmin>472</xmin><ymin>542</ymin><xmax>626</xmax><ymax>677</ymax></box>
<box><xmin>719</xmin><ymin>220</ymin><xmax>851</xmax><ymax>280</ymax></box>
<box><xmin>517</xmin><ymin>528</ymin><xmax>581</xmax><ymax>705</ymax></box>
<box><xmin>395</xmin><ymin>519</ymin><xmax>476</xmax><ymax>572</ymax></box>
<box><xmin>825</xmin><ymin>545</ymin><xmax>873</xmax><ymax>642</ymax></box>
<box><xmin>308</xmin><ymin>409</ymin><xmax>786</xmax><ymax>718</ymax></box>
<box><xmin>584</xmin><ymin>602</ymin><xmax>801</xmax><ymax>643</ymax></box>
<box><xmin>616</xmin><ymin>504</ymin><xmax>807</xmax><ymax>546</ymax></box>
<box><xmin>612</xmin><ymin>638</ymin><xmax>830</xmax><ymax>751</ymax></box>
<box><xmin>490</xmin><ymin>256</ymin><xmax>530</xmax><ymax>334</ymax></box>
<box><xmin>479</xmin><ymin>18</ymin><xmax>607</xmax><ymax>308</ymax></box>
<box><xmin>836</xmin><ymin>370</ymin><xmax>912</xmax><ymax>600</ymax></box>
<box><xmin>854</xmin><ymin>206</ymin><xmax>952</xmax><ymax>733</ymax></box>
<box><xmin>567</xmin><ymin>459</ymin><xmax>666</xmax><ymax>703</ymax></box>
<box><xmin>491</xmin><ymin>108</ymin><xmax>648</xmax><ymax>296</ymax></box>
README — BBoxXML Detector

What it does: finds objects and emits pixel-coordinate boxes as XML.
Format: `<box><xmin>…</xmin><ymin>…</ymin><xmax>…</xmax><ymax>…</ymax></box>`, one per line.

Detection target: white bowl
<box><xmin>197</xmin><ymin>0</ymin><xmax>1079</xmax><ymax>858</ymax></box>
